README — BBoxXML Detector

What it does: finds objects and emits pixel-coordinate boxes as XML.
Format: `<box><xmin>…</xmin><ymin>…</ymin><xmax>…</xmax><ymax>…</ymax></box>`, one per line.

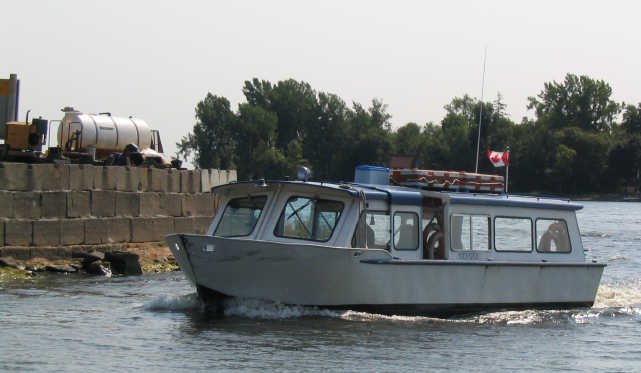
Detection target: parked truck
<box><xmin>1</xmin><ymin>74</ymin><xmax>175</xmax><ymax>167</ymax></box>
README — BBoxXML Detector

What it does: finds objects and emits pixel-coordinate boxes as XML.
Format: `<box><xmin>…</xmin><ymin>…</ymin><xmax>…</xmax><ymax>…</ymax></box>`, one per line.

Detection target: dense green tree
<box><xmin>443</xmin><ymin>94</ymin><xmax>476</xmax><ymax>123</ymax></box>
<box><xmin>419</xmin><ymin>122</ymin><xmax>451</xmax><ymax>170</ymax></box>
<box><xmin>393</xmin><ymin>122</ymin><xmax>423</xmax><ymax>157</ymax></box>
<box><xmin>493</xmin><ymin>92</ymin><xmax>508</xmax><ymax>118</ymax></box>
<box><xmin>177</xmin><ymin>93</ymin><xmax>236</xmax><ymax>169</ymax></box>
<box><xmin>527</xmin><ymin>74</ymin><xmax>620</xmax><ymax>133</ymax></box>
<box><xmin>440</xmin><ymin>111</ymin><xmax>475</xmax><ymax>171</ymax></box>
<box><xmin>532</xmin><ymin>127</ymin><xmax>610</xmax><ymax>194</ymax></box>
<box><xmin>607</xmin><ymin>137</ymin><xmax>641</xmax><ymax>190</ymax></box>
<box><xmin>267</xmin><ymin>79</ymin><xmax>318</xmax><ymax>151</ymax></box>
<box><xmin>607</xmin><ymin>102</ymin><xmax>641</xmax><ymax>191</ymax></box>
<box><xmin>622</xmin><ymin>103</ymin><xmax>641</xmax><ymax>135</ymax></box>
<box><xmin>242</xmin><ymin>78</ymin><xmax>273</xmax><ymax>108</ymax></box>
<box><xmin>550</xmin><ymin>144</ymin><xmax>577</xmax><ymax>194</ymax></box>
<box><xmin>235</xmin><ymin>103</ymin><xmax>279</xmax><ymax>179</ymax></box>
<box><xmin>437</xmin><ymin>94</ymin><xmax>513</xmax><ymax>173</ymax></box>
<box><xmin>523</xmin><ymin>74</ymin><xmax>623</xmax><ymax>193</ymax></box>
<box><xmin>176</xmin><ymin>74</ymin><xmax>640</xmax><ymax>197</ymax></box>
<box><xmin>284</xmin><ymin>138</ymin><xmax>307</xmax><ymax>174</ymax></box>
<box><xmin>304</xmin><ymin>92</ymin><xmax>348</xmax><ymax>179</ymax></box>
<box><xmin>504</xmin><ymin>119</ymin><xmax>541</xmax><ymax>192</ymax></box>
<box><xmin>337</xmin><ymin>100</ymin><xmax>393</xmax><ymax>179</ymax></box>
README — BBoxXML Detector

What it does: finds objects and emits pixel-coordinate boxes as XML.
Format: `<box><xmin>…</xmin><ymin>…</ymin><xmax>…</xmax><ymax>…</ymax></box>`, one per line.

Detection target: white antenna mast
<box><xmin>474</xmin><ymin>47</ymin><xmax>487</xmax><ymax>173</ymax></box>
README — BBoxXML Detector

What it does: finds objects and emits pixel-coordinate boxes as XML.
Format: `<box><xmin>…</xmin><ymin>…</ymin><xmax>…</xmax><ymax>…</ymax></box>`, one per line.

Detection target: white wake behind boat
<box><xmin>166</xmin><ymin>166</ymin><xmax>605</xmax><ymax>316</ymax></box>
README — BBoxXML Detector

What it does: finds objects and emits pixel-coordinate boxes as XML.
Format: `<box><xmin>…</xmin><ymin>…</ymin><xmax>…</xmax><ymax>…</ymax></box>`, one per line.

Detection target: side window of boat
<box><xmin>536</xmin><ymin>219</ymin><xmax>571</xmax><ymax>253</ymax></box>
<box><xmin>351</xmin><ymin>211</ymin><xmax>391</xmax><ymax>249</ymax></box>
<box><xmin>393</xmin><ymin>212</ymin><xmax>419</xmax><ymax>250</ymax></box>
<box><xmin>274</xmin><ymin>197</ymin><xmax>344</xmax><ymax>242</ymax></box>
<box><xmin>214</xmin><ymin>196</ymin><xmax>267</xmax><ymax>237</ymax></box>
<box><xmin>366</xmin><ymin>212</ymin><xmax>391</xmax><ymax>249</ymax></box>
<box><xmin>450</xmin><ymin>214</ymin><xmax>490</xmax><ymax>251</ymax></box>
<box><xmin>494</xmin><ymin>217</ymin><xmax>532</xmax><ymax>252</ymax></box>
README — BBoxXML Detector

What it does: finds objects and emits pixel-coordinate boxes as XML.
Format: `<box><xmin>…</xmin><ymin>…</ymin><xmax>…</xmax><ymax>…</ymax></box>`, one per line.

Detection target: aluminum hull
<box><xmin>166</xmin><ymin>234</ymin><xmax>605</xmax><ymax>316</ymax></box>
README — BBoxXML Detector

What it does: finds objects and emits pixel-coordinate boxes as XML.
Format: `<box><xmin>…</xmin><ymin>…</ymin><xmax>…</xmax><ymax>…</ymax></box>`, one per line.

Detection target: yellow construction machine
<box><xmin>0</xmin><ymin>111</ymin><xmax>48</xmax><ymax>161</ymax></box>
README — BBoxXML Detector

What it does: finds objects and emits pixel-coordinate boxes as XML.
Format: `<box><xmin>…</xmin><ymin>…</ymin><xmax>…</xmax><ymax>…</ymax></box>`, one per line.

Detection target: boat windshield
<box><xmin>214</xmin><ymin>196</ymin><xmax>267</xmax><ymax>237</ymax></box>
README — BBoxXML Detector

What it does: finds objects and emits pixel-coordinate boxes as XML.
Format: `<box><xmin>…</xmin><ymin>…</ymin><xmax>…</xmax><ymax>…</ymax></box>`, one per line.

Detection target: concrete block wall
<box><xmin>0</xmin><ymin>162</ymin><xmax>235</xmax><ymax>248</ymax></box>
<box><xmin>0</xmin><ymin>163</ymin><xmax>238</xmax><ymax>193</ymax></box>
<box><xmin>0</xmin><ymin>216</ymin><xmax>213</xmax><ymax>247</ymax></box>
<box><xmin>5</xmin><ymin>220</ymin><xmax>32</xmax><ymax>246</ymax></box>
<box><xmin>62</xmin><ymin>219</ymin><xmax>84</xmax><ymax>245</ymax></box>
<box><xmin>201</xmin><ymin>169</ymin><xmax>237</xmax><ymax>193</ymax></box>
<box><xmin>0</xmin><ymin>190</ymin><xmax>219</xmax><ymax>220</ymax></box>
<box><xmin>42</xmin><ymin>192</ymin><xmax>67</xmax><ymax>218</ymax></box>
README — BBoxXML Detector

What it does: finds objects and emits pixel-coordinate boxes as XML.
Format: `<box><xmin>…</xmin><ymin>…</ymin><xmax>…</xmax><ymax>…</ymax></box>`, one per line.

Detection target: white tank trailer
<box><xmin>57</xmin><ymin>107</ymin><xmax>154</xmax><ymax>158</ymax></box>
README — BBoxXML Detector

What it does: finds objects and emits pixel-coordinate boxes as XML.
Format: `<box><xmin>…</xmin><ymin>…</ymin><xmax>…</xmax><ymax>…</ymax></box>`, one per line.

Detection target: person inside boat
<box><xmin>538</xmin><ymin>221</ymin><xmax>570</xmax><ymax>252</ymax></box>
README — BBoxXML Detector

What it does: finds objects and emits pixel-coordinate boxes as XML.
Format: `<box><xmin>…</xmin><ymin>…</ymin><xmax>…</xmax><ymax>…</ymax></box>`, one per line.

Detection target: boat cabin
<box><xmin>209</xmin><ymin>171</ymin><xmax>585</xmax><ymax>264</ymax></box>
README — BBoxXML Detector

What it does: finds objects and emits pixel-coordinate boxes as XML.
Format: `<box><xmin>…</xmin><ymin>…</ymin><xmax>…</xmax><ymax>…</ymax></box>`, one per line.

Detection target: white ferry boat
<box><xmin>166</xmin><ymin>166</ymin><xmax>605</xmax><ymax>316</ymax></box>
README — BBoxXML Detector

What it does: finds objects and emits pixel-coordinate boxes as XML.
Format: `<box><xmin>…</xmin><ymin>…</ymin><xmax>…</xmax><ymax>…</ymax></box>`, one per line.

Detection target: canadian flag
<box><xmin>487</xmin><ymin>150</ymin><xmax>509</xmax><ymax>167</ymax></box>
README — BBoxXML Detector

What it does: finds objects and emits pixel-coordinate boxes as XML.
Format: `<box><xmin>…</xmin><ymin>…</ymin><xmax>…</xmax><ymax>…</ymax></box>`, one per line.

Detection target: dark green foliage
<box><xmin>335</xmin><ymin>100</ymin><xmax>393</xmax><ymax>180</ymax></box>
<box><xmin>235</xmin><ymin>104</ymin><xmax>279</xmax><ymax>179</ymax></box>
<box><xmin>304</xmin><ymin>92</ymin><xmax>348</xmax><ymax>179</ymax></box>
<box><xmin>622</xmin><ymin>103</ymin><xmax>641</xmax><ymax>135</ymax></box>
<box><xmin>527</xmin><ymin>74</ymin><xmax>620</xmax><ymax>133</ymax></box>
<box><xmin>177</xmin><ymin>74</ymin><xmax>640</xmax><ymax>195</ymax></box>
<box><xmin>177</xmin><ymin>94</ymin><xmax>236</xmax><ymax>169</ymax></box>
<box><xmin>607</xmin><ymin>136</ymin><xmax>641</xmax><ymax>188</ymax></box>
<box><xmin>179</xmin><ymin>78</ymin><xmax>391</xmax><ymax>182</ymax></box>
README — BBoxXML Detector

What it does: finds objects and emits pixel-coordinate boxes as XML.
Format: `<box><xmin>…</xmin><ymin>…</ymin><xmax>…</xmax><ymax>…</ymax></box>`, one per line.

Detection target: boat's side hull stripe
<box><xmin>360</xmin><ymin>259</ymin><xmax>606</xmax><ymax>268</ymax></box>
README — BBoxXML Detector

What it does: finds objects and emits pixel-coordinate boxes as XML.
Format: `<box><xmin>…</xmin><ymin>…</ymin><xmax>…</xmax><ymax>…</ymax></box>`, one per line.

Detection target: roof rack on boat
<box><xmin>390</xmin><ymin>168</ymin><xmax>505</xmax><ymax>193</ymax></box>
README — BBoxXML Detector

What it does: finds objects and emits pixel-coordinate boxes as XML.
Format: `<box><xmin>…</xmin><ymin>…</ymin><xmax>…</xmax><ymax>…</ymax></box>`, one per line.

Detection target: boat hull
<box><xmin>166</xmin><ymin>234</ymin><xmax>605</xmax><ymax>317</ymax></box>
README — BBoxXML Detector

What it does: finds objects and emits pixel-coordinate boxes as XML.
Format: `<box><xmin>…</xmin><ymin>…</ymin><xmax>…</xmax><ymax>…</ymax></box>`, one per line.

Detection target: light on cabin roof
<box><xmin>297</xmin><ymin>166</ymin><xmax>311</xmax><ymax>182</ymax></box>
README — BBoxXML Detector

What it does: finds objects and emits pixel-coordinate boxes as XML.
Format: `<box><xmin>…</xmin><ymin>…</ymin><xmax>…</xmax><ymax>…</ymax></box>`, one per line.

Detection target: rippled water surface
<box><xmin>1</xmin><ymin>201</ymin><xmax>640</xmax><ymax>372</ymax></box>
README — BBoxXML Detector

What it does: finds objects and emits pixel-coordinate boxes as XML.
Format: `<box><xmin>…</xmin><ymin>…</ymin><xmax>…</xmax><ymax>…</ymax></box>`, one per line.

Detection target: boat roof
<box><xmin>212</xmin><ymin>180</ymin><xmax>582</xmax><ymax>211</ymax></box>
<box><xmin>212</xmin><ymin>180</ymin><xmax>361</xmax><ymax>196</ymax></box>
<box><xmin>350</xmin><ymin>183</ymin><xmax>423</xmax><ymax>205</ymax></box>
<box><xmin>445</xmin><ymin>192</ymin><xmax>583</xmax><ymax>211</ymax></box>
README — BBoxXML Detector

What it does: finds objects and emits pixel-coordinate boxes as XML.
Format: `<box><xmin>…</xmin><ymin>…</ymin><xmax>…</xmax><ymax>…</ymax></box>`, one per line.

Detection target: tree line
<box><xmin>177</xmin><ymin>74</ymin><xmax>641</xmax><ymax>195</ymax></box>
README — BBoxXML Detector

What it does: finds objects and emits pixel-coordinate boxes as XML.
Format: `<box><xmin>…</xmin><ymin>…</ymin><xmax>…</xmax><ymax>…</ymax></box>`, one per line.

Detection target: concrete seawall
<box><xmin>0</xmin><ymin>163</ymin><xmax>236</xmax><ymax>257</ymax></box>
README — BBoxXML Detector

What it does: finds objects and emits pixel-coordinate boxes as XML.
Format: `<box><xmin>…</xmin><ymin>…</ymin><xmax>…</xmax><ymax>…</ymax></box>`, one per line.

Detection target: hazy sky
<box><xmin>3</xmin><ymin>1</ymin><xmax>640</xmax><ymax>164</ymax></box>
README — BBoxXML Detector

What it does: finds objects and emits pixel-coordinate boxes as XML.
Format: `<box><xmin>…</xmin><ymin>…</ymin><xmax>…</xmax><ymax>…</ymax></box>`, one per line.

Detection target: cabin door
<box><xmin>390</xmin><ymin>206</ymin><xmax>422</xmax><ymax>260</ymax></box>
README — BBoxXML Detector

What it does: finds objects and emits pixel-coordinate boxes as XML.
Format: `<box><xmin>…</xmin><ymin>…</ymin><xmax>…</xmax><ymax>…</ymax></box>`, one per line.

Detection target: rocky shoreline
<box><xmin>0</xmin><ymin>242</ymin><xmax>179</xmax><ymax>282</ymax></box>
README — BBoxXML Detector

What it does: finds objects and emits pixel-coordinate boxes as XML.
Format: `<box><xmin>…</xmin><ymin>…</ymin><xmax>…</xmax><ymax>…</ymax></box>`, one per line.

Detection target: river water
<box><xmin>1</xmin><ymin>201</ymin><xmax>640</xmax><ymax>372</ymax></box>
